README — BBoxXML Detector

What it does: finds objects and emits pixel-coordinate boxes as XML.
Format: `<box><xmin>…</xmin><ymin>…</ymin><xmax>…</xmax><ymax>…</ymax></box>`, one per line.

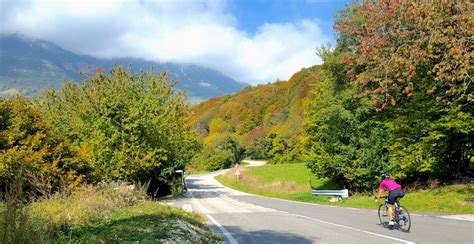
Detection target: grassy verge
<box><xmin>60</xmin><ymin>202</ymin><xmax>221</xmax><ymax>242</ymax></box>
<box><xmin>216</xmin><ymin>163</ymin><xmax>474</xmax><ymax>214</ymax></box>
<box><xmin>0</xmin><ymin>183</ymin><xmax>222</xmax><ymax>243</ymax></box>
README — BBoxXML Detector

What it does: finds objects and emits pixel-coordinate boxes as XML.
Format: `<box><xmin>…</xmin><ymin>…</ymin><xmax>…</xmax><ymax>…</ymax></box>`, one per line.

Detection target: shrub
<box><xmin>0</xmin><ymin>167</ymin><xmax>37</xmax><ymax>244</ymax></box>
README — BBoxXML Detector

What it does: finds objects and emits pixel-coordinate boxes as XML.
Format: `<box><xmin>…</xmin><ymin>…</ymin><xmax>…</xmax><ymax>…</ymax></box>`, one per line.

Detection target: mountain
<box><xmin>188</xmin><ymin>65</ymin><xmax>318</xmax><ymax>162</ymax></box>
<box><xmin>0</xmin><ymin>35</ymin><xmax>245</xmax><ymax>101</ymax></box>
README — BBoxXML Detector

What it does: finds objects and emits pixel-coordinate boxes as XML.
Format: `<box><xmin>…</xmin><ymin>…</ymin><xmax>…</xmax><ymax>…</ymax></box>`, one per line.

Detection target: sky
<box><xmin>0</xmin><ymin>0</ymin><xmax>350</xmax><ymax>85</ymax></box>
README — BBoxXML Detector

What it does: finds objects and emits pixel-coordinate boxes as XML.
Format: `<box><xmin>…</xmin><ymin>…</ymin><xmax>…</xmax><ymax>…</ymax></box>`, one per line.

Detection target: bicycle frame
<box><xmin>378</xmin><ymin>197</ymin><xmax>411</xmax><ymax>232</ymax></box>
<box><xmin>384</xmin><ymin>198</ymin><xmax>401</xmax><ymax>218</ymax></box>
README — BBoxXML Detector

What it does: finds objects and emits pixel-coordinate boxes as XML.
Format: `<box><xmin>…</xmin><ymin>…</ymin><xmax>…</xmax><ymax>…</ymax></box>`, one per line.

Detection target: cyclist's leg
<box><xmin>387</xmin><ymin>203</ymin><xmax>394</xmax><ymax>222</ymax></box>
<box><xmin>399</xmin><ymin>189</ymin><xmax>405</xmax><ymax>199</ymax></box>
<box><xmin>394</xmin><ymin>189</ymin><xmax>405</xmax><ymax>205</ymax></box>
<box><xmin>387</xmin><ymin>190</ymin><xmax>397</xmax><ymax>222</ymax></box>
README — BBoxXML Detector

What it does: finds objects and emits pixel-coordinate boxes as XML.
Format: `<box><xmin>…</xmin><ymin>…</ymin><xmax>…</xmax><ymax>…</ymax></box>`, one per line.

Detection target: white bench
<box><xmin>312</xmin><ymin>189</ymin><xmax>349</xmax><ymax>199</ymax></box>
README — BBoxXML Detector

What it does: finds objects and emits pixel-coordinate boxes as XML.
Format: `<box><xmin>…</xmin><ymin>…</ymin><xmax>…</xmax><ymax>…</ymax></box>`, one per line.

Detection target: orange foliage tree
<box><xmin>336</xmin><ymin>0</ymin><xmax>473</xmax><ymax>110</ymax></box>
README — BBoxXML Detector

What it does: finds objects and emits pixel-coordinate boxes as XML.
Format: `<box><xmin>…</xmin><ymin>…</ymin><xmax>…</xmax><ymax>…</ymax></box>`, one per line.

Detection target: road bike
<box><xmin>378</xmin><ymin>196</ymin><xmax>411</xmax><ymax>232</ymax></box>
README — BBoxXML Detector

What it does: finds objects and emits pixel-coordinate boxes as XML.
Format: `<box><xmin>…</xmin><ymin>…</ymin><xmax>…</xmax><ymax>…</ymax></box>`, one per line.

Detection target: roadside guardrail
<box><xmin>312</xmin><ymin>189</ymin><xmax>349</xmax><ymax>201</ymax></box>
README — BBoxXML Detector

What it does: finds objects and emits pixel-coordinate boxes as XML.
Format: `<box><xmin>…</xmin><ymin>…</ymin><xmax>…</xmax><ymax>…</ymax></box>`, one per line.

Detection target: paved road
<box><xmin>241</xmin><ymin>160</ymin><xmax>267</xmax><ymax>167</ymax></box>
<box><xmin>171</xmin><ymin>168</ymin><xmax>473</xmax><ymax>243</ymax></box>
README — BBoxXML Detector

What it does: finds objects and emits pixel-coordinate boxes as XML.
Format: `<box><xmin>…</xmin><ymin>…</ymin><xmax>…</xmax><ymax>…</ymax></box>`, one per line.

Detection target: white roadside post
<box><xmin>234</xmin><ymin>164</ymin><xmax>241</xmax><ymax>182</ymax></box>
<box><xmin>235</xmin><ymin>171</ymin><xmax>241</xmax><ymax>182</ymax></box>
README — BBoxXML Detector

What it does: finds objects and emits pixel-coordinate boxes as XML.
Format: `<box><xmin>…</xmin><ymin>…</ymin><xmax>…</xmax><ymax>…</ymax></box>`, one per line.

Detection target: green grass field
<box><xmin>216</xmin><ymin>163</ymin><xmax>474</xmax><ymax>214</ymax></box>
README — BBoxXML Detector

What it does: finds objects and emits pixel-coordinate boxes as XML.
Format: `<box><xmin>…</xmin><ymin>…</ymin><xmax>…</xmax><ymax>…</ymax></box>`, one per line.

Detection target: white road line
<box><xmin>288</xmin><ymin>212</ymin><xmax>415</xmax><ymax>244</ymax></box>
<box><xmin>188</xmin><ymin>190</ymin><xmax>238</xmax><ymax>244</ymax></box>
<box><xmin>344</xmin><ymin>207</ymin><xmax>361</xmax><ymax>210</ymax></box>
<box><xmin>201</xmin><ymin>187</ymin><xmax>414</xmax><ymax>243</ymax></box>
<box><xmin>193</xmin><ymin>172</ymin><xmax>418</xmax><ymax>243</ymax></box>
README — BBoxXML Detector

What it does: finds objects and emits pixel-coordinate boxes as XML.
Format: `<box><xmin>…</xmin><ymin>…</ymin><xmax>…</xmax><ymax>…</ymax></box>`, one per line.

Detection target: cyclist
<box><xmin>375</xmin><ymin>173</ymin><xmax>405</xmax><ymax>227</ymax></box>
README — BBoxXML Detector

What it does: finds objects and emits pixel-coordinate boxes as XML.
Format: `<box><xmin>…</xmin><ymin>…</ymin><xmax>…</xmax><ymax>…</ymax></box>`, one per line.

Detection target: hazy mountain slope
<box><xmin>0</xmin><ymin>35</ymin><xmax>245</xmax><ymax>100</ymax></box>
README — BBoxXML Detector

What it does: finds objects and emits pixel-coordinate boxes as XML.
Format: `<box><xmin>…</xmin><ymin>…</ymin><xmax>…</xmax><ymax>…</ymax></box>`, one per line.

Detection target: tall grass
<box><xmin>28</xmin><ymin>182</ymin><xmax>148</xmax><ymax>239</ymax></box>
<box><xmin>1</xmin><ymin>181</ymin><xmax>222</xmax><ymax>242</ymax></box>
<box><xmin>0</xmin><ymin>167</ymin><xmax>37</xmax><ymax>244</ymax></box>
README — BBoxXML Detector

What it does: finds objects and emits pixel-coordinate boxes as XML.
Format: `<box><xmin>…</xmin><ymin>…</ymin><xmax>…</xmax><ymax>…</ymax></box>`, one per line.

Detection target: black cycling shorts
<box><xmin>388</xmin><ymin>189</ymin><xmax>405</xmax><ymax>205</ymax></box>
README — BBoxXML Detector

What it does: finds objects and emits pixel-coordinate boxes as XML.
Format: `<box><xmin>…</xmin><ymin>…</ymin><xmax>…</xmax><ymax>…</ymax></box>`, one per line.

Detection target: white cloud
<box><xmin>0</xmin><ymin>0</ymin><xmax>329</xmax><ymax>85</ymax></box>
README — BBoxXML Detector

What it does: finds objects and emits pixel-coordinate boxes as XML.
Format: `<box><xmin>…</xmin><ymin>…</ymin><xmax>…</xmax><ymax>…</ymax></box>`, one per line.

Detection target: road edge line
<box><xmin>188</xmin><ymin>188</ymin><xmax>238</xmax><ymax>244</ymax></box>
<box><xmin>285</xmin><ymin>211</ymin><xmax>415</xmax><ymax>244</ymax></box>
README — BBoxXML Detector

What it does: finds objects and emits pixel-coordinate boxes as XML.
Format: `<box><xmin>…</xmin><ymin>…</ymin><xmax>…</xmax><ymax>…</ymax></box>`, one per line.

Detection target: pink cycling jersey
<box><xmin>379</xmin><ymin>178</ymin><xmax>401</xmax><ymax>191</ymax></box>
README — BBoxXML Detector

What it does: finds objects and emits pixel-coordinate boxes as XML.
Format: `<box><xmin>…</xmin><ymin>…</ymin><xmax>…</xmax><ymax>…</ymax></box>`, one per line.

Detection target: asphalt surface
<box><xmin>170</xmin><ymin>163</ymin><xmax>473</xmax><ymax>243</ymax></box>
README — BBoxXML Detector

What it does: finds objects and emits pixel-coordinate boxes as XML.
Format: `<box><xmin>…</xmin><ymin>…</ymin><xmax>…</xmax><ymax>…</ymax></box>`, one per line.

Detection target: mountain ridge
<box><xmin>0</xmin><ymin>35</ymin><xmax>246</xmax><ymax>101</ymax></box>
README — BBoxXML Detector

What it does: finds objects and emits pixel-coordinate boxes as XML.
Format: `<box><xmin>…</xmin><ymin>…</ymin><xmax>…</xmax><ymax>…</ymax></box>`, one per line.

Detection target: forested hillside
<box><xmin>189</xmin><ymin>66</ymin><xmax>316</xmax><ymax>169</ymax></box>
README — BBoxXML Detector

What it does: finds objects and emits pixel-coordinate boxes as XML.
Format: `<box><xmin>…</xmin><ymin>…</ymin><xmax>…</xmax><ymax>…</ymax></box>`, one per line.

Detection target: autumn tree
<box><xmin>191</xmin><ymin>132</ymin><xmax>245</xmax><ymax>171</ymax></box>
<box><xmin>0</xmin><ymin>97</ymin><xmax>84</xmax><ymax>196</ymax></box>
<box><xmin>336</xmin><ymin>0</ymin><xmax>473</xmax><ymax>109</ymax></box>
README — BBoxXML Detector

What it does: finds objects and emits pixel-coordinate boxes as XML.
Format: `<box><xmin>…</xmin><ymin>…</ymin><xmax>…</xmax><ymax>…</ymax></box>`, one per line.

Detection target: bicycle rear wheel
<box><xmin>396</xmin><ymin>205</ymin><xmax>411</xmax><ymax>232</ymax></box>
<box><xmin>378</xmin><ymin>204</ymin><xmax>390</xmax><ymax>227</ymax></box>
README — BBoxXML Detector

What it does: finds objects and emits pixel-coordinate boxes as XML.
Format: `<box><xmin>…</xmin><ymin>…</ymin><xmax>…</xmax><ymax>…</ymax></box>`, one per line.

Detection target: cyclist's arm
<box><xmin>375</xmin><ymin>188</ymin><xmax>383</xmax><ymax>200</ymax></box>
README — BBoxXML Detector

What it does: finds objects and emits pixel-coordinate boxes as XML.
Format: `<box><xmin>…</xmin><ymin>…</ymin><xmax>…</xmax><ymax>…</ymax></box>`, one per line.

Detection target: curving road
<box><xmin>170</xmin><ymin>163</ymin><xmax>473</xmax><ymax>243</ymax></box>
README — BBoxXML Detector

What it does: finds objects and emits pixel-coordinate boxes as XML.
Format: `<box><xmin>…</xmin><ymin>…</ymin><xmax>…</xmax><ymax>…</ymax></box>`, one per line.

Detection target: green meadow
<box><xmin>216</xmin><ymin>163</ymin><xmax>474</xmax><ymax>214</ymax></box>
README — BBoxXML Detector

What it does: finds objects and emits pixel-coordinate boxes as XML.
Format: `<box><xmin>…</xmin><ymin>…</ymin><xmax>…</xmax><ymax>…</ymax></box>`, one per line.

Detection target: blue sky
<box><xmin>1</xmin><ymin>0</ymin><xmax>351</xmax><ymax>85</ymax></box>
<box><xmin>230</xmin><ymin>0</ymin><xmax>349</xmax><ymax>36</ymax></box>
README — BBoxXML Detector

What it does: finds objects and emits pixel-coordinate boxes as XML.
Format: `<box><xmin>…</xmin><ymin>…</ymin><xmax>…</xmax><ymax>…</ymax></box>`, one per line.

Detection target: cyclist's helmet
<box><xmin>381</xmin><ymin>173</ymin><xmax>390</xmax><ymax>179</ymax></box>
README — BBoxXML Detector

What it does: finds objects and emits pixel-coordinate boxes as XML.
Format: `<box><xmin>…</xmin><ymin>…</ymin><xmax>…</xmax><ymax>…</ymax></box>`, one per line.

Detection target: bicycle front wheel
<box><xmin>378</xmin><ymin>204</ymin><xmax>389</xmax><ymax>227</ymax></box>
<box><xmin>396</xmin><ymin>205</ymin><xmax>411</xmax><ymax>232</ymax></box>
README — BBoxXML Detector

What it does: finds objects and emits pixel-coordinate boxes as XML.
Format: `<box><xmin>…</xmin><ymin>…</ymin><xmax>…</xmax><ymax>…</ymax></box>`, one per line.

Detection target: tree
<box><xmin>303</xmin><ymin>58</ymin><xmax>390</xmax><ymax>190</ymax></box>
<box><xmin>0</xmin><ymin>97</ymin><xmax>84</xmax><ymax>196</ymax></box>
<box><xmin>336</xmin><ymin>1</ymin><xmax>473</xmax><ymax>110</ymax></box>
<box><xmin>191</xmin><ymin>132</ymin><xmax>244</xmax><ymax>171</ymax></box>
<box><xmin>41</xmin><ymin>66</ymin><xmax>200</xmax><ymax>195</ymax></box>
<box><xmin>209</xmin><ymin>118</ymin><xmax>232</xmax><ymax>134</ymax></box>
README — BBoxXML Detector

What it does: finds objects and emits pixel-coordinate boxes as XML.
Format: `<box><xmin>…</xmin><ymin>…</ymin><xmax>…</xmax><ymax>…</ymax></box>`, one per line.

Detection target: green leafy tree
<box><xmin>191</xmin><ymin>132</ymin><xmax>244</xmax><ymax>171</ymax></box>
<box><xmin>41</xmin><ymin>66</ymin><xmax>200</xmax><ymax>195</ymax></box>
<box><xmin>303</xmin><ymin>56</ymin><xmax>390</xmax><ymax>190</ymax></box>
